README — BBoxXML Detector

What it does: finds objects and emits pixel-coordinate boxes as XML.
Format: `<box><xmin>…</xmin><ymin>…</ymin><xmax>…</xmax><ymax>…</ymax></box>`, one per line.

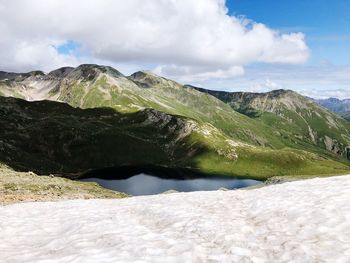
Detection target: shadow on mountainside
<box><xmin>0</xmin><ymin>96</ymin><xmax>211</xmax><ymax>179</ymax></box>
<box><xmin>1</xmin><ymin>96</ymin><xmax>349</xmax><ymax>180</ymax></box>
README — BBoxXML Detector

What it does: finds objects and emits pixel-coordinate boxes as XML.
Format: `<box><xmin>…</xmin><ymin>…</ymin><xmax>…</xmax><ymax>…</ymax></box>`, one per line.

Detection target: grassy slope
<box><xmin>191</xmin><ymin>88</ymin><xmax>350</xmax><ymax>162</ymax></box>
<box><xmin>51</xmin><ymin>68</ymin><xmax>284</xmax><ymax>148</ymax></box>
<box><xmin>1</xmin><ymin>65</ymin><xmax>349</xmax><ymax>178</ymax></box>
<box><xmin>0</xmin><ymin>96</ymin><xmax>348</xmax><ymax>179</ymax></box>
<box><xmin>51</xmin><ymin>68</ymin><xmax>350</xmax><ymax>176</ymax></box>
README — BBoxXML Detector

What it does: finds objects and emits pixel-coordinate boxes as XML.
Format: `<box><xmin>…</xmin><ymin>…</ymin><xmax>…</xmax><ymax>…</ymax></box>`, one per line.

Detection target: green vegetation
<box><xmin>193</xmin><ymin>147</ymin><xmax>349</xmax><ymax>179</ymax></box>
<box><xmin>0</xmin><ymin>96</ymin><xmax>348</xmax><ymax>180</ymax></box>
<box><xmin>193</xmin><ymin>88</ymin><xmax>350</xmax><ymax>162</ymax></box>
<box><xmin>0</xmin><ymin>64</ymin><xmax>349</xmax><ymax>179</ymax></box>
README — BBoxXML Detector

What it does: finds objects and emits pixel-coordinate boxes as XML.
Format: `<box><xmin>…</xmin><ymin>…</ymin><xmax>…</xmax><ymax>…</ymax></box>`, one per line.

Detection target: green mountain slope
<box><xmin>190</xmin><ymin>87</ymin><xmax>350</xmax><ymax>160</ymax></box>
<box><xmin>0</xmin><ymin>96</ymin><xmax>348</xmax><ymax>179</ymax></box>
<box><xmin>0</xmin><ymin>96</ymin><xmax>231</xmax><ymax>175</ymax></box>
<box><xmin>1</xmin><ymin>65</ymin><xmax>350</xmax><ymax>178</ymax></box>
<box><xmin>0</xmin><ymin>65</ymin><xmax>287</xmax><ymax>148</ymax></box>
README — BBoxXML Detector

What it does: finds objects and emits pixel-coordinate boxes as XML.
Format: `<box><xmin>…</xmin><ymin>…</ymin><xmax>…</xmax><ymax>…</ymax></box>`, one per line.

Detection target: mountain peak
<box><xmin>130</xmin><ymin>70</ymin><xmax>161</xmax><ymax>79</ymax></box>
<box><xmin>77</xmin><ymin>64</ymin><xmax>123</xmax><ymax>76</ymax></box>
<box><xmin>22</xmin><ymin>71</ymin><xmax>46</xmax><ymax>79</ymax></box>
<box><xmin>48</xmin><ymin>67</ymin><xmax>75</xmax><ymax>78</ymax></box>
<box><xmin>68</xmin><ymin>64</ymin><xmax>124</xmax><ymax>80</ymax></box>
<box><xmin>266</xmin><ymin>89</ymin><xmax>294</xmax><ymax>96</ymax></box>
<box><xmin>129</xmin><ymin>70</ymin><xmax>164</xmax><ymax>88</ymax></box>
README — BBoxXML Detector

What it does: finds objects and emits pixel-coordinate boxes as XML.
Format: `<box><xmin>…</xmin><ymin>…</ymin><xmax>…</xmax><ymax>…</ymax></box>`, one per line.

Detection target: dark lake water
<box><xmin>80</xmin><ymin>173</ymin><xmax>262</xmax><ymax>196</ymax></box>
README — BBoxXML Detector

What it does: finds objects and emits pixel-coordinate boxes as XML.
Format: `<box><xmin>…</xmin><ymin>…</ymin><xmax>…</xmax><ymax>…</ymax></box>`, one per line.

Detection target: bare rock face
<box><xmin>322</xmin><ymin>136</ymin><xmax>350</xmax><ymax>160</ymax></box>
<box><xmin>324</xmin><ymin>136</ymin><xmax>342</xmax><ymax>155</ymax></box>
<box><xmin>346</xmin><ymin>147</ymin><xmax>350</xmax><ymax>160</ymax></box>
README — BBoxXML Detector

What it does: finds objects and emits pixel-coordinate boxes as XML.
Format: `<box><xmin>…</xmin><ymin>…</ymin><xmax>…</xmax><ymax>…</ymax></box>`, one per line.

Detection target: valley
<box><xmin>1</xmin><ymin>64</ymin><xmax>350</xmax><ymax>183</ymax></box>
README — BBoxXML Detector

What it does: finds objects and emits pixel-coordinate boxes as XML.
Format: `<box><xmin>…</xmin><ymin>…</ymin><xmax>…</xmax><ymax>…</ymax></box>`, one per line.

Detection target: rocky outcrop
<box><xmin>324</xmin><ymin>136</ymin><xmax>342</xmax><ymax>155</ymax></box>
<box><xmin>346</xmin><ymin>147</ymin><xmax>350</xmax><ymax>160</ymax></box>
<box><xmin>67</xmin><ymin>64</ymin><xmax>124</xmax><ymax>81</ymax></box>
<box><xmin>323</xmin><ymin>136</ymin><xmax>350</xmax><ymax>160</ymax></box>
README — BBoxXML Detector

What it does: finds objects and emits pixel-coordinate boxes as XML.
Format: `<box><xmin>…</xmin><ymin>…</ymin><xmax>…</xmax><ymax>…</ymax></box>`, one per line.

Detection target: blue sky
<box><xmin>226</xmin><ymin>0</ymin><xmax>350</xmax><ymax>65</ymax></box>
<box><xmin>197</xmin><ymin>0</ymin><xmax>350</xmax><ymax>98</ymax></box>
<box><xmin>55</xmin><ymin>41</ymin><xmax>81</xmax><ymax>56</ymax></box>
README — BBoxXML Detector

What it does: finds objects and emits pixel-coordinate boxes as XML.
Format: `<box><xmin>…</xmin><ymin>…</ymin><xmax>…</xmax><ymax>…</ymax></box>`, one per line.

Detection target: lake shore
<box><xmin>0</xmin><ymin>166</ymin><xmax>127</xmax><ymax>205</ymax></box>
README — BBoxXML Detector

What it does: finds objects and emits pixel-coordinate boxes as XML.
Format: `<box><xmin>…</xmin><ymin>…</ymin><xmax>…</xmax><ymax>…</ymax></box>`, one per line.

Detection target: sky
<box><xmin>0</xmin><ymin>0</ymin><xmax>349</xmax><ymax>98</ymax></box>
<box><xmin>219</xmin><ymin>0</ymin><xmax>350</xmax><ymax>98</ymax></box>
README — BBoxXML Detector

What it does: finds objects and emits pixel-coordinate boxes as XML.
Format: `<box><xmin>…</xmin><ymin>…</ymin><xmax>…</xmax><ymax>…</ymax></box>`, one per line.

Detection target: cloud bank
<box><xmin>0</xmin><ymin>0</ymin><xmax>309</xmax><ymax>81</ymax></box>
<box><xmin>200</xmin><ymin>64</ymin><xmax>350</xmax><ymax>99</ymax></box>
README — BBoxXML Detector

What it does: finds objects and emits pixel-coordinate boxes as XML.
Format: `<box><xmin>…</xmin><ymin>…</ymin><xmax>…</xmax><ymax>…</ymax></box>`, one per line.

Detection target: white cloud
<box><xmin>154</xmin><ymin>65</ymin><xmax>244</xmax><ymax>82</ymax></box>
<box><xmin>199</xmin><ymin>64</ymin><xmax>350</xmax><ymax>99</ymax></box>
<box><xmin>299</xmin><ymin>88</ymin><xmax>350</xmax><ymax>100</ymax></box>
<box><xmin>245</xmin><ymin>79</ymin><xmax>283</xmax><ymax>93</ymax></box>
<box><xmin>0</xmin><ymin>0</ymin><xmax>309</xmax><ymax>79</ymax></box>
<box><xmin>4</xmin><ymin>40</ymin><xmax>80</xmax><ymax>72</ymax></box>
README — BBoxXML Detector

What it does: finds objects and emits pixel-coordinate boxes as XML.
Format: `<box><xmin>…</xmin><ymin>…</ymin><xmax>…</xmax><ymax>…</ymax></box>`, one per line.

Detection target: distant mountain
<box><xmin>341</xmin><ymin>111</ymin><xmax>350</xmax><ymax>121</ymax></box>
<box><xmin>313</xmin><ymin>97</ymin><xmax>350</xmax><ymax>114</ymax></box>
<box><xmin>0</xmin><ymin>64</ymin><xmax>350</xmax><ymax>178</ymax></box>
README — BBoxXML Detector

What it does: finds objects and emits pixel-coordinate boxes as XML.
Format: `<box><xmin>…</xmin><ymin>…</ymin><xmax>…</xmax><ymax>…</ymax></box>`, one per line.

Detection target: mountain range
<box><xmin>313</xmin><ymin>97</ymin><xmax>350</xmax><ymax>121</ymax></box>
<box><xmin>314</xmin><ymin>97</ymin><xmax>350</xmax><ymax>113</ymax></box>
<box><xmin>1</xmin><ymin>64</ymin><xmax>350</xmax><ymax>179</ymax></box>
<box><xmin>189</xmin><ymin>86</ymin><xmax>350</xmax><ymax>158</ymax></box>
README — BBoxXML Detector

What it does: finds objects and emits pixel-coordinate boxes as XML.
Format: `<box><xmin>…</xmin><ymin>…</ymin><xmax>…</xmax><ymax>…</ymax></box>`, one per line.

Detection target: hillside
<box><xmin>0</xmin><ymin>65</ymin><xmax>285</xmax><ymax>148</ymax></box>
<box><xmin>190</xmin><ymin>87</ymin><xmax>350</xmax><ymax>160</ymax></box>
<box><xmin>0</xmin><ymin>96</ymin><xmax>237</xmax><ymax>175</ymax></box>
<box><xmin>1</xmin><ymin>64</ymin><xmax>350</xmax><ymax>178</ymax></box>
<box><xmin>1</xmin><ymin>96</ymin><xmax>348</xmax><ymax>179</ymax></box>
<box><xmin>2</xmin><ymin>64</ymin><xmax>349</xmax><ymax>154</ymax></box>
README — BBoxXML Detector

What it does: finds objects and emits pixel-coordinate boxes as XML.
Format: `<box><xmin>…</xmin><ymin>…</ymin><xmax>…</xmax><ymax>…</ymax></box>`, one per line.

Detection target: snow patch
<box><xmin>1</xmin><ymin>175</ymin><xmax>350</xmax><ymax>262</ymax></box>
